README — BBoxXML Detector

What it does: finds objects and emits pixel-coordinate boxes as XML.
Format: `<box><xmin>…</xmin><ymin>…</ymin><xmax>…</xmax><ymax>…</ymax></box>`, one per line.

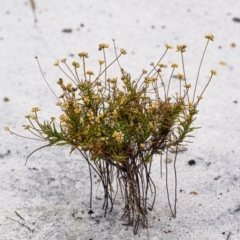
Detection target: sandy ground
<box><xmin>0</xmin><ymin>0</ymin><xmax>240</xmax><ymax>239</ymax></box>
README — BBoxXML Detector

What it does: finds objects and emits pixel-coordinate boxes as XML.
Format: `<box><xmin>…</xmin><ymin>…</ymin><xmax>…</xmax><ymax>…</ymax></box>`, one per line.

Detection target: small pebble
<box><xmin>232</xmin><ymin>17</ymin><xmax>240</xmax><ymax>23</ymax></box>
<box><xmin>214</xmin><ymin>175</ymin><xmax>221</xmax><ymax>180</ymax></box>
<box><xmin>188</xmin><ymin>159</ymin><xmax>196</xmax><ymax>165</ymax></box>
<box><xmin>88</xmin><ymin>209</ymin><xmax>94</xmax><ymax>214</ymax></box>
<box><xmin>62</xmin><ymin>28</ymin><xmax>73</xmax><ymax>33</ymax></box>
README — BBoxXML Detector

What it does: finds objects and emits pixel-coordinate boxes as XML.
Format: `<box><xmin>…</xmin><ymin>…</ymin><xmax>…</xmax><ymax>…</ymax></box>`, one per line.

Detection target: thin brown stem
<box><xmin>173</xmin><ymin>149</ymin><xmax>178</xmax><ymax>217</ymax></box>
<box><xmin>165</xmin><ymin>148</ymin><xmax>174</xmax><ymax>216</ymax></box>
<box><xmin>192</xmin><ymin>39</ymin><xmax>210</xmax><ymax>102</ymax></box>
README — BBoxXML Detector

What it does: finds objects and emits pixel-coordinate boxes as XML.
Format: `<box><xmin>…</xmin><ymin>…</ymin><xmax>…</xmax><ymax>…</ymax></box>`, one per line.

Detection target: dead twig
<box><xmin>14</xmin><ymin>211</ymin><xmax>25</xmax><ymax>221</ymax></box>
<box><xmin>226</xmin><ymin>231</ymin><xmax>232</xmax><ymax>240</ymax></box>
<box><xmin>5</xmin><ymin>216</ymin><xmax>34</xmax><ymax>232</ymax></box>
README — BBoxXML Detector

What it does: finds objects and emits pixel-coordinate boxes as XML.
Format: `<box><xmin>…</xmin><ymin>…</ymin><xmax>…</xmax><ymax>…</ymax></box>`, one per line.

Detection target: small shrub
<box><xmin>5</xmin><ymin>34</ymin><xmax>216</xmax><ymax>234</ymax></box>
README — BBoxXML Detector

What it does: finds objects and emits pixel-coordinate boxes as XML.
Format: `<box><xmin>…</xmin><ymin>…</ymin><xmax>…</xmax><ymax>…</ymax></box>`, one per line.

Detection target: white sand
<box><xmin>0</xmin><ymin>0</ymin><xmax>240</xmax><ymax>239</ymax></box>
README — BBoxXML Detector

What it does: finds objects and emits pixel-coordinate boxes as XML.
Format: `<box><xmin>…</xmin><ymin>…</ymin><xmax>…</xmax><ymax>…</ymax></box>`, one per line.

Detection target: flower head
<box><xmin>140</xmin><ymin>143</ymin><xmax>146</xmax><ymax>148</ymax></box>
<box><xmin>165</xmin><ymin>44</ymin><xmax>173</xmax><ymax>49</ymax></box>
<box><xmin>171</xmin><ymin>63</ymin><xmax>178</xmax><ymax>68</ymax></box>
<box><xmin>158</xmin><ymin>63</ymin><xmax>166</xmax><ymax>68</ymax></box>
<box><xmin>205</xmin><ymin>34</ymin><xmax>214</xmax><ymax>41</ymax></box>
<box><xmin>4</xmin><ymin>126</ymin><xmax>9</xmax><ymax>131</ymax></box>
<box><xmin>176</xmin><ymin>45</ymin><xmax>187</xmax><ymax>52</ymax></box>
<box><xmin>98</xmin><ymin>43</ymin><xmax>109</xmax><ymax>51</ymax></box>
<box><xmin>86</xmin><ymin>70</ymin><xmax>95</xmax><ymax>75</ymax></box>
<box><xmin>177</xmin><ymin>73</ymin><xmax>185</xmax><ymax>80</ymax></box>
<box><xmin>120</xmin><ymin>48</ymin><xmax>127</xmax><ymax>54</ymax></box>
<box><xmin>31</xmin><ymin>107</ymin><xmax>41</xmax><ymax>112</ymax></box>
<box><xmin>78</xmin><ymin>52</ymin><xmax>89</xmax><ymax>58</ymax></box>
<box><xmin>98</xmin><ymin>60</ymin><xmax>105</xmax><ymax>65</ymax></box>
<box><xmin>72</xmin><ymin>61</ymin><xmax>80</xmax><ymax>68</ymax></box>
<box><xmin>184</xmin><ymin>83</ymin><xmax>191</xmax><ymax>89</ymax></box>
<box><xmin>112</xmin><ymin>131</ymin><xmax>124</xmax><ymax>144</ymax></box>
<box><xmin>210</xmin><ymin>69</ymin><xmax>217</xmax><ymax>75</ymax></box>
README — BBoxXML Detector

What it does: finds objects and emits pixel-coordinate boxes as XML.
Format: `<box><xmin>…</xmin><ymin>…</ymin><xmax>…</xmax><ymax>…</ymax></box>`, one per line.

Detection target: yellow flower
<box><xmin>205</xmin><ymin>34</ymin><xmax>214</xmax><ymax>41</ymax></box>
<box><xmin>176</xmin><ymin>45</ymin><xmax>187</xmax><ymax>52</ymax></box>
<box><xmin>53</xmin><ymin>61</ymin><xmax>59</xmax><ymax>66</ymax></box>
<box><xmin>98</xmin><ymin>60</ymin><xmax>105</xmax><ymax>65</ymax></box>
<box><xmin>66</xmin><ymin>83</ymin><xmax>72</xmax><ymax>89</ymax></box>
<box><xmin>98</xmin><ymin>43</ymin><xmax>109</xmax><ymax>51</ymax></box>
<box><xmin>180</xmin><ymin>104</ymin><xmax>185</xmax><ymax>111</ymax></box>
<box><xmin>165</xmin><ymin>44</ymin><xmax>173</xmax><ymax>49</ymax></box>
<box><xmin>158</xmin><ymin>63</ymin><xmax>166</xmax><ymax>68</ymax></box>
<box><xmin>86</xmin><ymin>70</ymin><xmax>95</xmax><ymax>75</ymax></box>
<box><xmin>108</xmin><ymin>78</ymin><xmax>117</xmax><ymax>84</ymax></box>
<box><xmin>112</xmin><ymin>131</ymin><xmax>124</xmax><ymax>144</ymax></box>
<box><xmin>87</xmin><ymin>111</ymin><xmax>94</xmax><ymax>118</ymax></box>
<box><xmin>171</xmin><ymin>63</ymin><xmax>178</xmax><ymax>68</ymax></box>
<box><xmin>83</xmin><ymin>97</ymin><xmax>90</xmax><ymax>104</ymax></box>
<box><xmin>56</xmin><ymin>102</ymin><xmax>62</xmax><ymax>106</ymax></box>
<box><xmin>140</xmin><ymin>143</ymin><xmax>146</xmax><ymax>148</ymax></box>
<box><xmin>210</xmin><ymin>69</ymin><xmax>217</xmax><ymax>75</ymax></box>
<box><xmin>60</xmin><ymin>114</ymin><xmax>69</xmax><ymax>123</ymax></box>
<box><xmin>61</xmin><ymin>58</ymin><xmax>66</xmax><ymax>63</ymax></box>
<box><xmin>75</xmin><ymin>107</ymin><xmax>81</xmax><ymax>114</ymax></box>
<box><xmin>62</xmin><ymin>102</ymin><xmax>69</xmax><ymax>108</ymax></box>
<box><xmin>92</xmin><ymin>95</ymin><xmax>99</xmax><ymax>100</ymax></box>
<box><xmin>31</xmin><ymin>107</ymin><xmax>41</xmax><ymax>112</ymax></box>
<box><xmin>72</xmin><ymin>61</ymin><xmax>80</xmax><ymax>68</ymax></box>
<box><xmin>184</xmin><ymin>83</ymin><xmax>191</xmax><ymax>89</ymax></box>
<box><xmin>78</xmin><ymin>52</ymin><xmax>89</xmax><ymax>58</ymax></box>
<box><xmin>120</xmin><ymin>48</ymin><xmax>127</xmax><ymax>54</ymax></box>
<box><xmin>4</xmin><ymin>126</ymin><xmax>9</xmax><ymax>131</ymax></box>
<box><xmin>177</xmin><ymin>73</ymin><xmax>185</xmax><ymax>80</ymax></box>
<box><xmin>152</xmin><ymin>101</ymin><xmax>160</xmax><ymax>109</ymax></box>
<box><xmin>189</xmin><ymin>101</ymin><xmax>194</xmax><ymax>110</ymax></box>
<box><xmin>57</xmin><ymin>78</ymin><xmax>63</xmax><ymax>85</ymax></box>
<box><xmin>113</xmin><ymin>109</ymin><xmax>117</xmax><ymax>116</ymax></box>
